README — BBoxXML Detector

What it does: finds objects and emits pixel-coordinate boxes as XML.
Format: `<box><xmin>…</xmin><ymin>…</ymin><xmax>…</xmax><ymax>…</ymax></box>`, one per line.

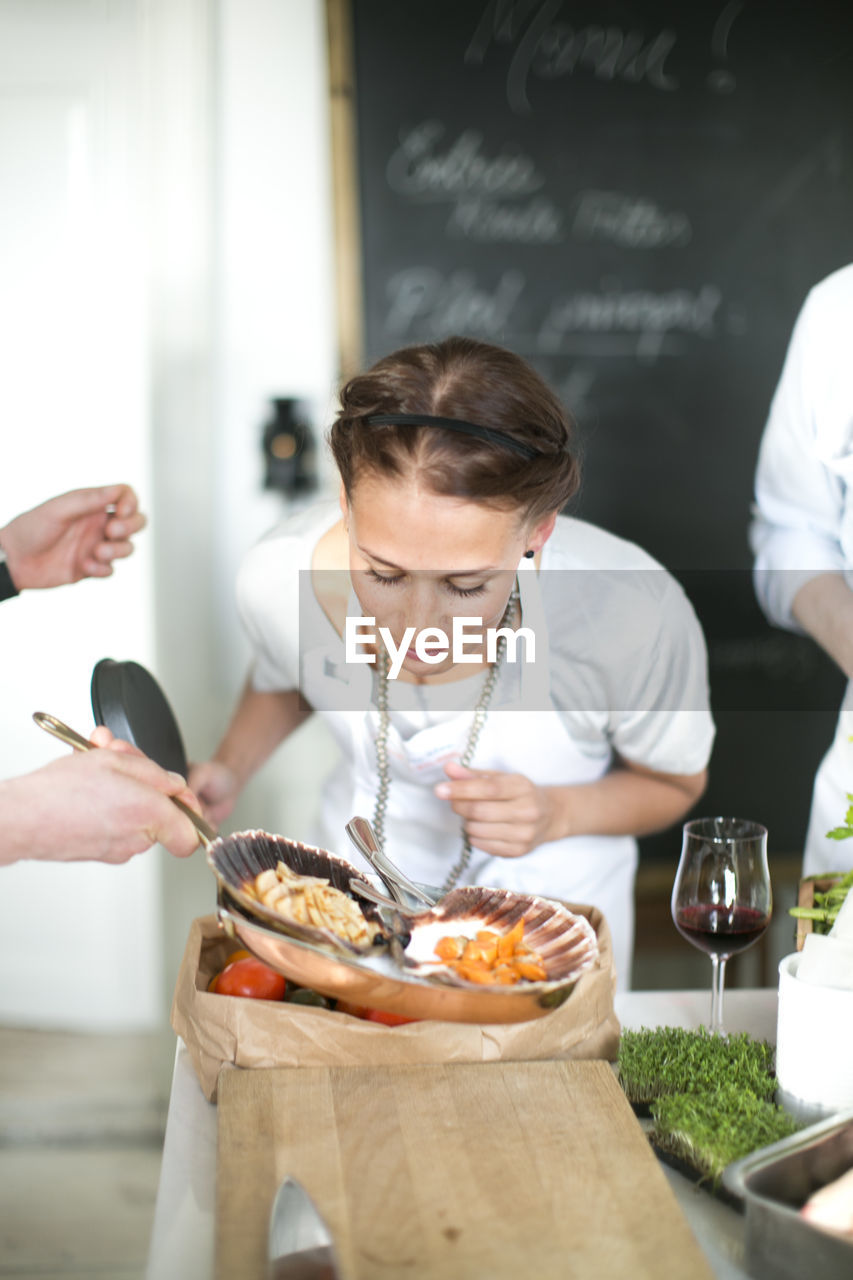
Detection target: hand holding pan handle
<box><xmin>32</xmin><ymin>711</ymin><xmax>217</xmax><ymax>849</ymax></box>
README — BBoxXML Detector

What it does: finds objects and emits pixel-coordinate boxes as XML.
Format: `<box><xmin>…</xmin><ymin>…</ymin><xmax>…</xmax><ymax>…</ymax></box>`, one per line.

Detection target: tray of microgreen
<box><xmin>617</xmin><ymin>1026</ymin><xmax>803</xmax><ymax>1201</ymax></box>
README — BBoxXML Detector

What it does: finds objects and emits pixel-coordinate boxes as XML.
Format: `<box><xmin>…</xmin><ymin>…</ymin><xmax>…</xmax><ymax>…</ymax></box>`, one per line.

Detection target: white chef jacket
<box><xmin>751</xmin><ymin>263</ymin><xmax>853</xmax><ymax>874</ymax></box>
<box><xmin>236</xmin><ymin>502</ymin><xmax>715</xmax><ymax>988</ymax></box>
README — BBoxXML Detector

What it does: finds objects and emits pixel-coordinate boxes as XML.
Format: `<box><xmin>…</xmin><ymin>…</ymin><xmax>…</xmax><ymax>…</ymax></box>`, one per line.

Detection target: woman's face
<box><xmin>342</xmin><ymin>471</ymin><xmax>552</xmax><ymax>680</ymax></box>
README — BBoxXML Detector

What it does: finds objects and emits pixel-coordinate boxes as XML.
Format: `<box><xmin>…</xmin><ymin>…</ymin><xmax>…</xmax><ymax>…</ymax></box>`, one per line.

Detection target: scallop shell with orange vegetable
<box><xmin>402</xmin><ymin>886</ymin><xmax>599</xmax><ymax>989</ymax></box>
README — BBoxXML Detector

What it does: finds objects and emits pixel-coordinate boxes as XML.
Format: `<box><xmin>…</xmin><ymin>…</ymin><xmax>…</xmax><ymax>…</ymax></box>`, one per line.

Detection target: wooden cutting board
<box><xmin>216</xmin><ymin>1060</ymin><xmax>714</xmax><ymax>1280</ymax></box>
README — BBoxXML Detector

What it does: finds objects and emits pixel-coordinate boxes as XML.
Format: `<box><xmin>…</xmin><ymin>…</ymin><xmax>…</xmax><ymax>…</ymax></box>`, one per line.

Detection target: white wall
<box><xmin>0</xmin><ymin>0</ymin><xmax>161</xmax><ymax>1030</ymax></box>
<box><xmin>155</xmin><ymin>0</ymin><xmax>341</xmax><ymax>1013</ymax></box>
<box><xmin>0</xmin><ymin>0</ymin><xmax>340</xmax><ymax>1028</ymax></box>
<box><xmin>214</xmin><ymin>0</ymin><xmax>340</xmax><ymax>669</ymax></box>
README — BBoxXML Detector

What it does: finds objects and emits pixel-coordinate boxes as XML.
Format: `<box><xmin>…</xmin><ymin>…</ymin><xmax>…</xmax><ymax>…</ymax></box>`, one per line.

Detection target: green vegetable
<box><xmin>789</xmin><ymin>868</ymin><xmax>853</xmax><ymax>935</ymax></box>
<box><xmin>652</xmin><ymin>1085</ymin><xmax>801</xmax><ymax>1185</ymax></box>
<box><xmin>787</xmin><ymin>789</ymin><xmax>853</xmax><ymax>933</ymax></box>
<box><xmin>826</xmin><ymin>792</ymin><xmax>853</xmax><ymax>840</ymax></box>
<box><xmin>286</xmin><ymin>987</ymin><xmax>333</xmax><ymax>1008</ymax></box>
<box><xmin>617</xmin><ymin>1026</ymin><xmax>777</xmax><ymax>1105</ymax></box>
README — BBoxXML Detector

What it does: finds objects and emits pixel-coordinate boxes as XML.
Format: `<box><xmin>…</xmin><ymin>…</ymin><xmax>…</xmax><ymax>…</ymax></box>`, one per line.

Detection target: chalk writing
<box><xmin>466</xmin><ymin>0</ymin><xmax>679</xmax><ymax>114</ymax></box>
<box><xmin>447</xmin><ymin>195</ymin><xmax>563</xmax><ymax>242</ymax></box>
<box><xmin>384</xmin><ymin>268</ymin><xmax>525</xmax><ymax>338</ymax></box>
<box><xmin>707</xmin><ymin>1</ymin><xmax>742</xmax><ymax>93</ymax></box>
<box><xmin>387</xmin><ymin>121</ymin><xmax>543</xmax><ymax>198</ymax></box>
<box><xmin>386</xmin><ymin>121</ymin><xmax>563</xmax><ymax>244</ymax></box>
<box><xmin>572</xmin><ymin>191</ymin><xmax>691</xmax><ymax>249</ymax></box>
<box><xmin>382</xmin><ymin>267</ymin><xmax>724</xmax><ymax>363</ymax></box>
<box><xmin>539</xmin><ymin>282</ymin><xmax>722</xmax><ymax>360</ymax></box>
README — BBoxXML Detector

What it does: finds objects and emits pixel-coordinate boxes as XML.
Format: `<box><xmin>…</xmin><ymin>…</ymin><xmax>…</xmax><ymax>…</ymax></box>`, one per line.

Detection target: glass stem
<box><xmin>709</xmin><ymin>955</ymin><xmax>727</xmax><ymax>1035</ymax></box>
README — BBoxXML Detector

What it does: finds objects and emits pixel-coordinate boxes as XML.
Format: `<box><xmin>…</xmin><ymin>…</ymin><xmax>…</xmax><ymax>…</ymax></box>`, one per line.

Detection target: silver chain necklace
<box><xmin>372</xmin><ymin>584</ymin><xmax>520</xmax><ymax>895</ymax></box>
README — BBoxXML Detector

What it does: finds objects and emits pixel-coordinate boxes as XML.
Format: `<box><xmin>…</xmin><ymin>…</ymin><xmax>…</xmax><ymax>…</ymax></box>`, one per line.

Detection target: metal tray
<box><xmin>723</xmin><ymin>1109</ymin><xmax>853</xmax><ymax>1280</ymax></box>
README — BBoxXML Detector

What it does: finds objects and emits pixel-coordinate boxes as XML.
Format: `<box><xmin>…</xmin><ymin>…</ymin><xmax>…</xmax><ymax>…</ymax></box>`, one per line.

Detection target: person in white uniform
<box><xmin>752</xmin><ymin>263</ymin><xmax>853</xmax><ymax>878</ymax></box>
<box><xmin>191</xmin><ymin>337</ymin><xmax>714</xmax><ymax>987</ymax></box>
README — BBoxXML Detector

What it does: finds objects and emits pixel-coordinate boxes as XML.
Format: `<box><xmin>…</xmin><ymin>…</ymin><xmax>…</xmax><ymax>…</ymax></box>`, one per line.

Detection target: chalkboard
<box><xmin>342</xmin><ymin>0</ymin><xmax>853</xmax><ymax>856</ymax></box>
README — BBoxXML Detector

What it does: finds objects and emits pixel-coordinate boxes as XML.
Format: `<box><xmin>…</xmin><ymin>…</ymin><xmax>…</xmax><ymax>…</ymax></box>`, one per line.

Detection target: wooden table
<box><xmin>146</xmin><ymin>988</ymin><xmax>779</xmax><ymax>1280</ymax></box>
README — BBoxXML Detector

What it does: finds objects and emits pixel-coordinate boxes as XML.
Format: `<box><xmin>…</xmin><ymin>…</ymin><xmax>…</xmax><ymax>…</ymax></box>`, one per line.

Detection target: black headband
<box><xmin>366</xmin><ymin>413</ymin><xmax>542</xmax><ymax>460</ymax></box>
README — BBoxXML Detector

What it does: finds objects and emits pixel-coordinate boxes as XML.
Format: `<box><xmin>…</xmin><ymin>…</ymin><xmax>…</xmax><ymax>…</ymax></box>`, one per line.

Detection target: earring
<box><xmin>524</xmin><ymin>549</ymin><xmax>535</xmax><ymax>559</ymax></box>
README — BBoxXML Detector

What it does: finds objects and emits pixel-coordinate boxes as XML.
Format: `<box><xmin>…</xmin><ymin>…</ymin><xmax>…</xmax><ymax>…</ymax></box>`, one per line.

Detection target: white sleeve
<box><xmin>610</xmin><ymin>578</ymin><xmax>715</xmax><ymax>776</ymax></box>
<box><xmin>235</xmin><ymin>536</ymin><xmax>301</xmax><ymax>692</ymax></box>
<box><xmin>751</xmin><ymin>285</ymin><xmax>848</xmax><ymax>632</ymax></box>
<box><xmin>549</xmin><ymin>565</ymin><xmax>715</xmax><ymax>776</ymax></box>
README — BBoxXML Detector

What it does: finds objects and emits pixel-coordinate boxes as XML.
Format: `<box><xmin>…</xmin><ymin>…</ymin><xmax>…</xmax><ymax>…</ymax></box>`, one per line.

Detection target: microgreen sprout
<box><xmin>651</xmin><ymin>1085</ymin><xmax>801</xmax><ymax>1185</ymax></box>
<box><xmin>617</xmin><ymin>1026</ymin><xmax>802</xmax><ymax>1186</ymax></box>
<box><xmin>617</xmin><ymin>1025</ymin><xmax>777</xmax><ymax>1105</ymax></box>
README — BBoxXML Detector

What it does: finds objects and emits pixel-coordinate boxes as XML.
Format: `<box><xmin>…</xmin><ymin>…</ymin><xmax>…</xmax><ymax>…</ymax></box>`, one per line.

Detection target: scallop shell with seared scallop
<box><xmin>403</xmin><ymin>886</ymin><xmax>599</xmax><ymax>988</ymax></box>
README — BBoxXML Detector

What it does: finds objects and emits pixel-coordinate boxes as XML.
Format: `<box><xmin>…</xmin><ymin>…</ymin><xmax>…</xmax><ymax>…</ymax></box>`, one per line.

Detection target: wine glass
<box><xmin>671</xmin><ymin>817</ymin><xmax>772</xmax><ymax>1035</ymax></box>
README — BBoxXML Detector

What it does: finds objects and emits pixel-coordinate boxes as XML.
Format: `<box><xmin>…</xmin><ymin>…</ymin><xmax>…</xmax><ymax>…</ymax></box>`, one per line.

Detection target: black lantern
<box><xmin>261</xmin><ymin>398</ymin><xmax>317</xmax><ymax>496</ymax></box>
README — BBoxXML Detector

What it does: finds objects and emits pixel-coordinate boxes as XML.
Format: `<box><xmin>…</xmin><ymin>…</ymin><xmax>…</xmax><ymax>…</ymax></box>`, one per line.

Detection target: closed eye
<box><xmin>367</xmin><ymin>567</ymin><xmax>405</xmax><ymax>587</ymax></box>
<box><xmin>445</xmin><ymin>581</ymin><xmax>487</xmax><ymax>599</ymax></box>
<box><xmin>366</xmin><ymin>568</ymin><xmax>487</xmax><ymax>599</ymax></box>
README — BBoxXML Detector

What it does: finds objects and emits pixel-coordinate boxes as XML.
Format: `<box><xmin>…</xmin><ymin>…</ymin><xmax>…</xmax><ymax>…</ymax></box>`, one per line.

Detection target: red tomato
<box><xmin>335</xmin><ymin>999</ymin><xmax>418</xmax><ymax>1026</ymax></box>
<box><xmin>364</xmin><ymin>1009</ymin><xmax>419</xmax><ymax>1026</ymax></box>
<box><xmin>211</xmin><ymin>958</ymin><xmax>287</xmax><ymax>1001</ymax></box>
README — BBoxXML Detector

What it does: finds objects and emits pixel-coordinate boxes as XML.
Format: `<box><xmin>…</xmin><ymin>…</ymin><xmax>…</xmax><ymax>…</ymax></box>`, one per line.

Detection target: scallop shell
<box><xmin>403</xmin><ymin>886</ymin><xmax>599</xmax><ymax>988</ymax></box>
<box><xmin>206</xmin><ymin>830</ymin><xmax>388</xmax><ymax>956</ymax></box>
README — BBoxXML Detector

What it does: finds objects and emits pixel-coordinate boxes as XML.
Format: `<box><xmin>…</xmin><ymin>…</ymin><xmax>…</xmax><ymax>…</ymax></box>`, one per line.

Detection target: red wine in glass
<box><xmin>674</xmin><ymin>903</ymin><xmax>771</xmax><ymax>958</ymax></box>
<box><xmin>671</xmin><ymin>817</ymin><xmax>771</xmax><ymax>1034</ymax></box>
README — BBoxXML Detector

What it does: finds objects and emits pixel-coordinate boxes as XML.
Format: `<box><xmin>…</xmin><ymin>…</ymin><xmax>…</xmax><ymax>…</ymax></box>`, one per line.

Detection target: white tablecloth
<box><xmin>146</xmin><ymin>988</ymin><xmax>779</xmax><ymax>1280</ymax></box>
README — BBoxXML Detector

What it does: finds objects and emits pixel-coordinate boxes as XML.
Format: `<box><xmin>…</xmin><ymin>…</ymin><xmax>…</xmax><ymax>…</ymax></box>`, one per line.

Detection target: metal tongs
<box><xmin>345</xmin><ymin>815</ymin><xmax>436</xmax><ymax>916</ymax></box>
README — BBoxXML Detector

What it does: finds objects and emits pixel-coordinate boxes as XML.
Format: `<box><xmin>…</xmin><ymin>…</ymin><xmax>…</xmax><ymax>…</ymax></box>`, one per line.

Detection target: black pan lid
<box><xmin>90</xmin><ymin>658</ymin><xmax>188</xmax><ymax>777</ymax></box>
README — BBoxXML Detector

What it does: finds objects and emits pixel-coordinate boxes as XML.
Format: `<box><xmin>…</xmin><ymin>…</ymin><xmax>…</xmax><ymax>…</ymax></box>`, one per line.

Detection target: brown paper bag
<box><xmin>171</xmin><ymin>905</ymin><xmax>620</xmax><ymax>1101</ymax></box>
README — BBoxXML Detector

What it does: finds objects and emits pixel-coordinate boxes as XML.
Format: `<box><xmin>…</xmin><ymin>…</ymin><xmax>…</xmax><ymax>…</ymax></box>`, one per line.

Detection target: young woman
<box><xmin>191</xmin><ymin>337</ymin><xmax>714</xmax><ymax>986</ymax></box>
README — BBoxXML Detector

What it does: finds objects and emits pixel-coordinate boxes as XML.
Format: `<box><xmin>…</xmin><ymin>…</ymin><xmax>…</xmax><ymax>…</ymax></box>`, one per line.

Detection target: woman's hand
<box><xmin>434</xmin><ymin>760</ymin><xmax>558</xmax><ymax>858</ymax></box>
<box><xmin>188</xmin><ymin>760</ymin><xmax>240</xmax><ymax>826</ymax></box>
<box><xmin>435</xmin><ymin>756</ymin><xmax>708</xmax><ymax>856</ymax></box>
<box><xmin>0</xmin><ymin>484</ymin><xmax>146</xmax><ymax>588</ymax></box>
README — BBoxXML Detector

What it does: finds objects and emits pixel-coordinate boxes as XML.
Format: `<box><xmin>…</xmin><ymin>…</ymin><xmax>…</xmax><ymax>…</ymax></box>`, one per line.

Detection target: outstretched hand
<box><xmin>0</xmin><ymin>484</ymin><xmax>146</xmax><ymax>589</ymax></box>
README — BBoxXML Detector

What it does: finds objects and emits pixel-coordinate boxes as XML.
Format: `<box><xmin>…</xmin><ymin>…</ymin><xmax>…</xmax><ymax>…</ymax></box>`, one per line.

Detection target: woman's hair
<box><xmin>328</xmin><ymin>336</ymin><xmax>580</xmax><ymax>522</ymax></box>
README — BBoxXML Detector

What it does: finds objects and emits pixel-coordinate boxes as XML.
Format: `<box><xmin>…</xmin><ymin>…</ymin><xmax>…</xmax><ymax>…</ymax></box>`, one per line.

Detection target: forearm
<box><xmin>212</xmin><ymin>679</ymin><xmax>312</xmax><ymax>789</ymax></box>
<box><xmin>792</xmin><ymin>573</ymin><xmax>853</xmax><ymax>680</ymax></box>
<box><xmin>0</xmin><ymin>774</ymin><xmax>42</xmax><ymax>864</ymax></box>
<box><xmin>545</xmin><ymin>764</ymin><xmax>707</xmax><ymax>841</ymax></box>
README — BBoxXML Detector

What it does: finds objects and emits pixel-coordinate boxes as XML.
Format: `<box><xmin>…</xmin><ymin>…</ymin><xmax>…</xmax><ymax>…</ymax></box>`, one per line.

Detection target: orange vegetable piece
<box><xmin>434</xmin><ymin>936</ymin><xmax>464</xmax><ymax>961</ymax></box>
<box><xmin>497</xmin><ymin>917</ymin><xmax>525</xmax><ymax>959</ymax></box>
<box><xmin>456</xmin><ymin>962</ymin><xmax>498</xmax><ymax>985</ymax></box>
<box><xmin>514</xmin><ymin>957</ymin><xmax>547</xmax><ymax>982</ymax></box>
<box><xmin>432</xmin><ymin>918</ymin><xmax>547</xmax><ymax>986</ymax></box>
<box><xmin>462</xmin><ymin>940</ymin><xmax>497</xmax><ymax>965</ymax></box>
